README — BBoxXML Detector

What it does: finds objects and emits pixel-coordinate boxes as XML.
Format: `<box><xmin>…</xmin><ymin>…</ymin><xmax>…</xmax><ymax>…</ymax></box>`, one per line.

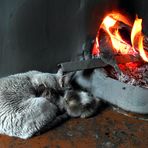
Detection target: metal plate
<box><xmin>74</xmin><ymin>69</ymin><xmax>148</xmax><ymax>114</ymax></box>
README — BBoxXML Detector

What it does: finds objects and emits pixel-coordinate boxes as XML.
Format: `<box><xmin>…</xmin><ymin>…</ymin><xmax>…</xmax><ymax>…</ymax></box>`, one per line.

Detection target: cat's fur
<box><xmin>0</xmin><ymin>71</ymin><xmax>100</xmax><ymax>139</ymax></box>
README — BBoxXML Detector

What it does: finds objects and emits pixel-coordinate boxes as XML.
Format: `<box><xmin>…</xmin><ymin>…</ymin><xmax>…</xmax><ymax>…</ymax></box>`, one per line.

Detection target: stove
<box><xmin>59</xmin><ymin>11</ymin><xmax>148</xmax><ymax>115</ymax></box>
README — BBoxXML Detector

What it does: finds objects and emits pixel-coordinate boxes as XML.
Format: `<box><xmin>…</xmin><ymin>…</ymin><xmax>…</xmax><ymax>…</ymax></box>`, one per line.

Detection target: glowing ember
<box><xmin>92</xmin><ymin>12</ymin><xmax>148</xmax><ymax>63</ymax></box>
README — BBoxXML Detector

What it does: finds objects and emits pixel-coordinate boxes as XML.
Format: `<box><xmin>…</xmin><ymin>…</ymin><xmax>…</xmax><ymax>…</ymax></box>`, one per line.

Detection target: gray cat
<box><xmin>0</xmin><ymin>71</ymin><xmax>100</xmax><ymax>139</ymax></box>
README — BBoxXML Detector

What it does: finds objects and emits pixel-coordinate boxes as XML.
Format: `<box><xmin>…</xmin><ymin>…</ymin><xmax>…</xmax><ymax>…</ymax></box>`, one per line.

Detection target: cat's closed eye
<box><xmin>35</xmin><ymin>84</ymin><xmax>47</xmax><ymax>97</ymax></box>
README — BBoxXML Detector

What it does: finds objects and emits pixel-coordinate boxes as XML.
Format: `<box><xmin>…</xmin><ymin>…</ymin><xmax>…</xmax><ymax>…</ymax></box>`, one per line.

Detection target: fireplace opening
<box><xmin>59</xmin><ymin>7</ymin><xmax>148</xmax><ymax>116</ymax></box>
<box><xmin>91</xmin><ymin>12</ymin><xmax>148</xmax><ymax>88</ymax></box>
<box><xmin>0</xmin><ymin>0</ymin><xmax>148</xmax><ymax>116</ymax></box>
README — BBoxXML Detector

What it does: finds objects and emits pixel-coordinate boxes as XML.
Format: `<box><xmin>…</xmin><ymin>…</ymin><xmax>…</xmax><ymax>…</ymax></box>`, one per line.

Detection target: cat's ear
<box><xmin>58</xmin><ymin>74</ymin><xmax>69</xmax><ymax>88</ymax></box>
<box><xmin>57</xmin><ymin>68</ymin><xmax>75</xmax><ymax>88</ymax></box>
<box><xmin>57</xmin><ymin>68</ymin><xmax>63</xmax><ymax>77</ymax></box>
<box><xmin>56</xmin><ymin>68</ymin><xmax>64</xmax><ymax>87</ymax></box>
<box><xmin>60</xmin><ymin>72</ymin><xmax>75</xmax><ymax>88</ymax></box>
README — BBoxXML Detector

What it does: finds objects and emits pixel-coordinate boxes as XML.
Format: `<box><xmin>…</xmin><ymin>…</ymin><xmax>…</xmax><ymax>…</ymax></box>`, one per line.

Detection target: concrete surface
<box><xmin>0</xmin><ymin>107</ymin><xmax>148</xmax><ymax>148</ymax></box>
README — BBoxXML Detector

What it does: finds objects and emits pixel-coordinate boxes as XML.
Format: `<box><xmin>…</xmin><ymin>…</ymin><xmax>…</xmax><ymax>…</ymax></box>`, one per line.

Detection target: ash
<box><xmin>107</xmin><ymin>63</ymin><xmax>148</xmax><ymax>88</ymax></box>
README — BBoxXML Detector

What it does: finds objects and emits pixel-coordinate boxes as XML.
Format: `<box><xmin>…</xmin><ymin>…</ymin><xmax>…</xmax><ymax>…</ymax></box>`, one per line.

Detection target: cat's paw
<box><xmin>80</xmin><ymin>98</ymin><xmax>101</xmax><ymax>118</ymax></box>
<box><xmin>80</xmin><ymin>110</ymin><xmax>94</xmax><ymax>118</ymax></box>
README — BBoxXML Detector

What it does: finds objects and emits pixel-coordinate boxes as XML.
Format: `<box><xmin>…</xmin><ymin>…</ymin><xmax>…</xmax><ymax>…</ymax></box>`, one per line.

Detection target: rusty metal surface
<box><xmin>0</xmin><ymin>107</ymin><xmax>148</xmax><ymax>148</ymax></box>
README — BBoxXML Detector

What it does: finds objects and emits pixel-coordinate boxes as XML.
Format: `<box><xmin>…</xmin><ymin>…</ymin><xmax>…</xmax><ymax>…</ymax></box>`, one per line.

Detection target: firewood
<box><xmin>99</xmin><ymin>29</ymin><xmax>121</xmax><ymax>73</ymax></box>
<box><xmin>113</xmin><ymin>20</ymin><xmax>148</xmax><ymax>52</ymax></box>
<box><xmin>98</xmin><ymin>29</ymin><xmax>143</xmax><ymax>69</ymax></box>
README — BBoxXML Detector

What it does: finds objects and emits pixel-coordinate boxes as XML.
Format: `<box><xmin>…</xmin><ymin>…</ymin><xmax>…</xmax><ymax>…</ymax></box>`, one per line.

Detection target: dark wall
<box><xmin>119</xmin><ymin>0</ymin><xmax>148</xmax><ymax>36</ymax></box>
<box><xmin>0</xmin><ymin>0</ymin><xmax>87</xmax><ymax>76</ymax></box>
<box><xmin>1</xmin><ymin>0</ymin><xmax>147</xmax><ymax>77</ymax></box>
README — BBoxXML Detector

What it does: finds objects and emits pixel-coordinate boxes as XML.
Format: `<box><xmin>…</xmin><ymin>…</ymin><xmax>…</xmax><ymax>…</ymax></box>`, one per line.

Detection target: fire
<box><xmin>131</xmin><ymin>17</ymin><xmax>142</xmax><ymax>46</ymax></box>
<box><xmin>102</xmin><ymin>16</ymin><xmax>116</xmax><ymax>28</ymax></box>
<box><xmin>108</xmin><ymin>12</ymin><xmax>132</xmax><ymax>27</ymax></box>
<box><xmin>92</xmin><ymin>12</ymin><xmax>148</xmax><ymax>63</ymax></box>
<box><xmin>131</xmin><ymin>17</ymin><xmax>148</xmax><ymax>62</ymax></box>
<box><xmin>101</xmin><ymin>16</ymin><xmax>132</xmax><ymax>55</ymax></box>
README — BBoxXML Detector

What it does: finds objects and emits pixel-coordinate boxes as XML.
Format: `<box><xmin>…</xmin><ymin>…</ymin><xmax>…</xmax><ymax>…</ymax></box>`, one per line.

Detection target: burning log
<box><xmin>99</xmin><ymin>29</ymin><xmax>120</xmax><ymax>72</ymax></box>
<box><xmin>93</xmin><ymin>12</ymin><xmax>148</xmax><ymax>64</ymax></box>
<box><xmin>113</xmin><ymin>20</ymin><xmax>148</xmax><ymax>52</ymax></box>
<box><xmin>98</xmin><ymin>29</ymin><xmax>142</xmax><ymax>72</ymax></box>
<box><xmin>143</xmin><ymin>36</ymin><xmax>148</xmax><ymax>52</ymax></box>
<box><xmin>111</xmin><ymin>20</ymin><xmax>132</xmax><ymax>45</ymax></box>
<box><xmin>115</xmin><ymin>55</ymin><xmax>140</xmax><ymax>64</ymax></box>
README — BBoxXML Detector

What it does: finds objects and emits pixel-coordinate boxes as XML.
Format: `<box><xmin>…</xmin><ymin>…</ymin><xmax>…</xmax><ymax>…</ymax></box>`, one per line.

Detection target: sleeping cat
<box><xmin>0</xmin><ymin>70</ymin><xmax>100</xmax><ymax>139</ymax></box>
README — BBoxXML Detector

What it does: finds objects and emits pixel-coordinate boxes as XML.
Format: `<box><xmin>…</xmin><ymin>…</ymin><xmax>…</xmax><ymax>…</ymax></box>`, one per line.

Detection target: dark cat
<box><xmin>0</xmin><ymin>70</ymin><xmax>100</xmax><ymax>139</ymax></box>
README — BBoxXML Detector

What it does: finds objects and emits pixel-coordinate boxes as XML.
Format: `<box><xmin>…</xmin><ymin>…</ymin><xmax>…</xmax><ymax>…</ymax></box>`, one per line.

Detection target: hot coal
<box><xmin>106</xmin><ymin>63</ymin><xmax>148</xmax><ymax>88</ymax></box>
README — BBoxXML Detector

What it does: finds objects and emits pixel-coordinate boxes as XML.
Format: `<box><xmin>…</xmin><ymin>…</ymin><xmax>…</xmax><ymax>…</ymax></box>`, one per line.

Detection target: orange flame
<box><xmin>131</xmin><ymin>17</ymin><xmax>148</xmax><ymax>62</ymax></box>
<box><xmin>100</xmin><ymin>14</ymin><xmax>133</xmax><ymax>55</ymax></box>
<box><xmin>108</xmin><ymin>12</ymin><xmax>132</xmax><ymax>27</ymax></box>
<box><xmin>92</xmin><ymin>12</ymin><xmax>148</xmax><ymax>63</ymax></box>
